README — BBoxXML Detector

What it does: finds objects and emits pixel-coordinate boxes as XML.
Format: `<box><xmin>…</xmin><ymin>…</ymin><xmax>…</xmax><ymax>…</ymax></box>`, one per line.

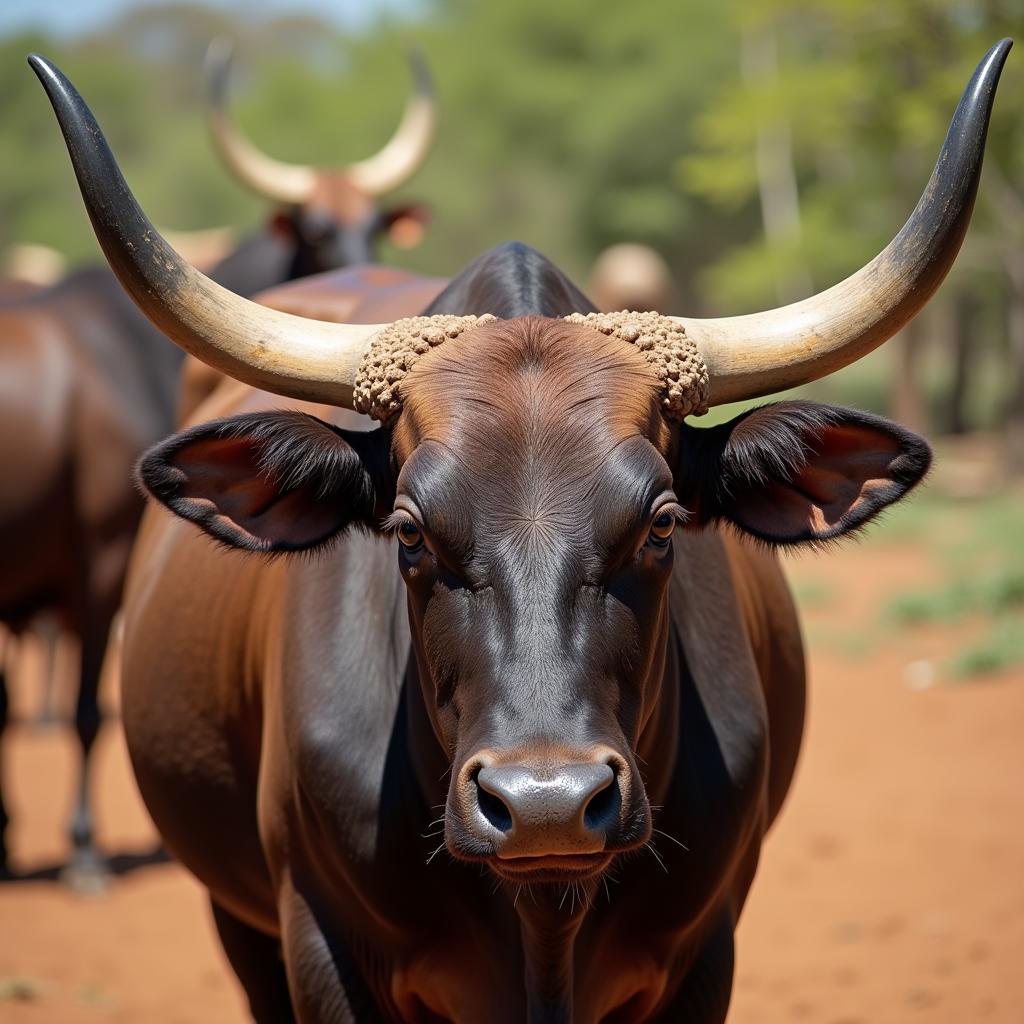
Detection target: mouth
<box><xmin>488</xmin><ymin>852</ymin><xmax>613</xmax><ymax>884</ymax></box>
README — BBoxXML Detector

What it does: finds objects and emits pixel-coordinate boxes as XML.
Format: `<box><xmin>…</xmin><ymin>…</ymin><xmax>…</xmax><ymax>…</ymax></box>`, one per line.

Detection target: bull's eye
<box><xmin>397</xmin><ymin>520</ymin><xmax>424</xmax><ymax>551</ymax></box>
<box><xmin>648</xmin><ymin>509</ymin><xmax>677</xmax><ymax>546</ymax></box>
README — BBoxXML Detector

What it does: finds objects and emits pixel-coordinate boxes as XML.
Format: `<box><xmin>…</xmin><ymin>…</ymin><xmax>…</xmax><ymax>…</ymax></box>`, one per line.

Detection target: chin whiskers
<box><xmin>425</xmin><ymin>841</ymin><xmax>449</xmax><ymax>866</ymax></box>
<box><xmin>652</xmin><ymin>827</ymin><xmax>689</xmax><ymax>852</ymax></box>
<box><xmin>644</xmin><ymin>840</ymin><xmax>669</xmax><ymax>875</ymax></box>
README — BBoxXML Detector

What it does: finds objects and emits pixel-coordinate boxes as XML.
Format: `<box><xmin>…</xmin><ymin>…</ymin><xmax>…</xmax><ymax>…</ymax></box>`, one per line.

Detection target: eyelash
<box><xmin>647</xmin><ymin>503</ymin><xmax>688</xmax><ymax>547</ymax></box>
<box><xmin>384</xmin><ymin>511</ymin><xmax>426</xmax><ymax>553</ymax></box>
<box><xmin>382</xmin><ymin>510</ymin><xmax>413</xmax><ymax>535</ymax></box>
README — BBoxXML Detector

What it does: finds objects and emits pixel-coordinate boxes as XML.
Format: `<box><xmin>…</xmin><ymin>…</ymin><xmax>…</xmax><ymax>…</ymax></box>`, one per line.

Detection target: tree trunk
<box><xmin>1005</xmin><ymin>263</ymin><xmax>1024</xmax><ymax>472</ymax></box>
<box><xmin>945</xmin><ymin>288</ymin><xmax>977</xmax><ymax>436</ymax></box>
<box><xmin>890</xmin><ymin>315</ymin><xmax>927</xmax><ymax>433</ymax></box>
<box><xmin>741</xmin><ymin>26</ymin><xmax>812</xmax><ymax>304</ymax></box>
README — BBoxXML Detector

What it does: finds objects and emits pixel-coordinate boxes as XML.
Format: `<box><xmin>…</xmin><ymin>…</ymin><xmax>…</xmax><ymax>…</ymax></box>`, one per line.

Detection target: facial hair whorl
<box><xmin>353</xmin><ymin>310</ymin><xmax>709</xmax><ymax>423</ymax></box>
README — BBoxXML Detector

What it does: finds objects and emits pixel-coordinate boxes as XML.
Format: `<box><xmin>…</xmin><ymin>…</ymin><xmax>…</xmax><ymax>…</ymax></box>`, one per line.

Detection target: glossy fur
<box><xmin>0</xmin><ymin>195</ymin><xmax>423</xmax><ymax>883</ymax></box>
<box><xmin>123</xmin><ymin>243</ymin><xmax>931</xmax><ymax>1022</ymax></box>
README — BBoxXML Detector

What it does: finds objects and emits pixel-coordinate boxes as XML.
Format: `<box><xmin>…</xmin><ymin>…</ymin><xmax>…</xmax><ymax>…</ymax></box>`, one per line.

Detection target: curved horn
<box><xmin>204</xmin><ymin>37</ymin><xmax>317</xmax><ymax>205</ymax></box>
<box><xmin>674</xmin><ymin>38</ymin><xmax>1011</xmax><ymax>407</ymax></box>
<box><xmin>30</xmin><ymin>54</ymin><xmax>383</xmax><ymax>408</ymax></box>
<box><xmin>346</xmin><ymin>48</ymin><xmax>438</xmax><ymax>196</ymax></box>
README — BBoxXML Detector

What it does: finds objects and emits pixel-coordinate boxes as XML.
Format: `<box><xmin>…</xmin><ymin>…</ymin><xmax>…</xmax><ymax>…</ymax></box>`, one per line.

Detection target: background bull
<box><xmin>0</xmin><ymin>43</ymin><xmax>437</xmax><ymax>888</ymax></box>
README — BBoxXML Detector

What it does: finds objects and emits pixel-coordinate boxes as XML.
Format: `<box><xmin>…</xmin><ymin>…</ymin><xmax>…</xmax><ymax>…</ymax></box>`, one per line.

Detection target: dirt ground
<box><xmin>1</xmin><ymin>521</ymin><xmax>1022</xmax><ymax>1023</ymax></box>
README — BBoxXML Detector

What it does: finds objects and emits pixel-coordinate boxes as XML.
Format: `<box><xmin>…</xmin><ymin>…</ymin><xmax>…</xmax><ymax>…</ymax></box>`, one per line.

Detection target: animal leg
<box><xmin>32</xmin><ymin>615</ymin><xmax>64</xmax><ymax>729</ymax></box>
<box><xmin>0</xmin><ymin>662</ymin><xmax>9</xmax><ymax>875</ymax></box>
<box><xmin>279</xmin><ymin>876</ymin><xmax>376</xmax><ymax>1023</ymax></box>
<box><xmin>211</xmin><ymin>899</ymin><xmax>296</xmax><ymax>1023</ymax></box>
<box><xmin>652</xmin><ymin>912</ymin><xmax>735</xmax><ymax>1024</ymax></box>
<box><xmin>60</xmin><ymin>604</ymin><xmax>111</xmax><ymax>893</ymax></box>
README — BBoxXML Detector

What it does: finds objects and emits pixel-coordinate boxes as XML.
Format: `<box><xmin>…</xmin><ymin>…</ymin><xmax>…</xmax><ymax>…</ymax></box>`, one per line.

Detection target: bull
<box><xmin>0</xmin><ymin>47</ymin><xmax>437</xmax><ymax>887</ymax></box>
<box><xmin>202</xmin><ymin>39</ymin><xmax>436</xmax><ymax>284</ymax></box>
<box><xmin>32</xmin><ymin>37</ymin><xmax>1008</xmax><ymax>1022</ymax></box>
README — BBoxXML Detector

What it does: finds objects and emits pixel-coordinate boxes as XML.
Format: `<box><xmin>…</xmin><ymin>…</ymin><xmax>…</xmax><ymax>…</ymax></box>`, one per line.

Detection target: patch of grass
<box><xmin>0</xmin><ymin>977</ymin><xmax>44</xmax><ymax>1003</ymax></box>
<box><xmin>77</xmin><ymin>983</ymin><xmax>115</xmax><ymax>1010</ymax></box>
<box><xmin>884</xmin><ymin>567</ymin><xmax>1024</xmax><ymax>627</ymax></box>
<box><xmin>875</xmin><ymin>487</ymin><xmax>1024</xmax><ymax>681</ymax></box>
<box><xmin>870</xmin><ymin>488</ymin><xmax>946</xmax><ymax>542</ymax></box>
<box><xmin>791</xmin><ymin>578</ymin><xmax>836</xmax><ymax>610</ymax></box>
<box><xmin>884</xmin><ymin>583</ymin><xmax>972</xmax><ymax>626</ymax></box>
<box><xmin>948</xmin><ymin>619</ymin><xmax>1024</xmax><ymax>680</ymax></box>
<box><xmin>802</xmin><ymin>622</ymin><xmax>879</xmax><ymax>659</ymax></box>
<box><xmin>976</xmin><ymin>569</ymin><xmax>1024</xmax><ymax>614</ymax></box>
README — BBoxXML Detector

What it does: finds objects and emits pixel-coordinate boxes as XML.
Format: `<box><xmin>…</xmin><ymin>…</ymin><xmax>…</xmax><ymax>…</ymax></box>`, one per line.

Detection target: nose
<box><xmin>473</xmin><ymin>762</ymin><xmax>620</xmax><ymax>858</ymax></box>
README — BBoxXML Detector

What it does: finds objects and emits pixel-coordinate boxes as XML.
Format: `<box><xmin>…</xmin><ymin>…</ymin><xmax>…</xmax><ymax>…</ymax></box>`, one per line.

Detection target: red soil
<box><xmin>1</xmin><ymin>537</ymin><xmax>1022</xmax><ymax>1022</ymax></box>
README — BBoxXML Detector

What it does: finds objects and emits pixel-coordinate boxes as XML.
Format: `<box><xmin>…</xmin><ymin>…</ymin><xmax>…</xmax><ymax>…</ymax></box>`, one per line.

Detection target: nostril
<box><xmin>583</xmin><ymin>774</ymin><xmax>621</xmax><ymax>832</ymax></box>
<box><xmin>474</xmin><ymin>771</ymin><xmax>513</xmax><ymax>833</ymax></box>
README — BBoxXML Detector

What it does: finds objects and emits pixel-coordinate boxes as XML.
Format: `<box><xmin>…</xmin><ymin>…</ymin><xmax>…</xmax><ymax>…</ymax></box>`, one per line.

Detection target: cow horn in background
<box><xmin>204</xmin><ymin>37</ymin><xmax>317</xmax><ymax>205</ymax></box>
<box><xmin>345</xmin><ymin>48</ymin><xmax>438</xmax><ymax>196</ymax></box>
<box><xmin>674</xmin><ymin>38</ymin><xmax>1011</xmax><ymax>408</ymax></box>
<box><xmin>204</xmin><ymin>39</ymin><xmax>436</xmax><ymax>203</ymax></box>
<box><xmin>30</xmin><ymin>55</ymin><xmax>384</xmax><ymax>409</ymax></box>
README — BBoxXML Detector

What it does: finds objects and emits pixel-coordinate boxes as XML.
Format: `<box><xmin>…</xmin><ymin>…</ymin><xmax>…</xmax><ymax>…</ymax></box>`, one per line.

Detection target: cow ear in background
<box><xmin>381</xmin><ymin>203</ymin><xmax>430</xmax><ymax>250</ymax></box>
<box><xmin>137</xmin><ymin>411</ymin><xmax>392</xmax><ymax>553</ymax></box>
<box><xmin>267</xmin><ymin>211</ymin><xmax>298</xmax><ymax>242</ymax></box>
<box><xmin>676</xmin><ymin>402</ymin><xmax>931</xmax><ymax>546</ymax></box>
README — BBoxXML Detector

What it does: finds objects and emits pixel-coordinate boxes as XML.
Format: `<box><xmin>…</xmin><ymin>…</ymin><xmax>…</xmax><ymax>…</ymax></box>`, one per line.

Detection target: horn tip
<box><xmin>979</xmin><ymin>37</ymin><xmax>1013</xmax><ymax>81</ymax></box>
<box><xmin>27</xmin><ymin>54</ymin><xmax>78</xmax><ymax>114</ymax></box>
<box><xmin>204</xmin><ymin>36</ymin><xmax>234</xmax><ymax>99</ymax></box>
<box><xmin>405</xmin><ymin>46</ymin><xmax>434</xmax><ymax>96</ymax></box>
<box><xmin>205</xmin><ymin>35</ymin><xmax>234</xmax><ymax>66</ymax></box>
<box><xmin>27</xmin><ymin>52</ymin><xmax>57</xmax><ymax>83</ymax></box>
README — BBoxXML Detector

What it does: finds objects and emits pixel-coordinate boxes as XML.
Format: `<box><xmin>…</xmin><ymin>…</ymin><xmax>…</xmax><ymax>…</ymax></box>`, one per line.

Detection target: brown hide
<box><xmin>0</xmin><ymin>270</ymin><xmax>182</xmax><ymax>880</ymax></box>
<box><xmin>122</xmin><ymin>270</ymin><xmax>806</xmax><ymax>1022</ymax></box>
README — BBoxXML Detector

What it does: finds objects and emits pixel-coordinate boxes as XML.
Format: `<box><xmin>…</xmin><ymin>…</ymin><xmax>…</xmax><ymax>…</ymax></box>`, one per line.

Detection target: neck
<box><xmin>515</xmin><ymin>887</ymin><xmax>591</xmax><ymax>1024</ymax></box>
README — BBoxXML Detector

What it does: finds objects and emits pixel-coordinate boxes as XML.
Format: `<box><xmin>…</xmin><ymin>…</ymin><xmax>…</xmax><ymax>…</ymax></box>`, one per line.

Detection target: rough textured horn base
<box><xmin>564</xmin><ymin>311</ymin><xmax>710</xmax><ymax>420</ymax></box>
<box><xmin>353</xmin><ymin>310</ymin><xmax>709</xmax><ymax>423</ymax></box>
<box><xmin>353</xmin><ymin>314</ymin><xmax>497</xmax><ymax>423</ymax></box>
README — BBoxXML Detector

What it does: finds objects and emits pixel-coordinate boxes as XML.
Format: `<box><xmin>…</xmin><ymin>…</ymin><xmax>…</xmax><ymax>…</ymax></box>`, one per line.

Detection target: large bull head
<box><xmin>205</xmin><ymin>39</ymin><xmax>436</xmax><ymax>272</ymax></box>
<box><xmin>32</xmin><ymin>40</ymin><xmax>1009</xmax><ymax>882</ymax></box>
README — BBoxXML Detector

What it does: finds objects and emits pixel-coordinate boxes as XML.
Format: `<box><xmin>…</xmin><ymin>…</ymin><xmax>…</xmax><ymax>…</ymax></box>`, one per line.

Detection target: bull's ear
<box><xmin>381</xmin><ymin>203</ymin><xmax>430</xmax><ymax>249</ymax></box>
<box><xmin>677</xmin><ymin>402</ymin><xmax>931</xmax><ymax>546</ymax></box>
<box><xmin>137</xmin><ymin>411</ymin><xmax>392</xmax><ymax>553</ymax></box>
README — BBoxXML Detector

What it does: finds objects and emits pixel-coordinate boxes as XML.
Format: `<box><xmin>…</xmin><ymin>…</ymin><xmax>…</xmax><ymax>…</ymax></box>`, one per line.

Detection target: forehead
<box><xmin>391</xmin><ymin>318</ymin><xmax>672</xmax><ymax>552</ymax></box>
<box><xmin>394</xmin><ymin>317</ymin><xmax>668</xmax><ymax>460</ymax></box>
<box><xmin>306</xmin><ymin>172</ymin><xmax>376</xmax><ymax>222</ymax></box>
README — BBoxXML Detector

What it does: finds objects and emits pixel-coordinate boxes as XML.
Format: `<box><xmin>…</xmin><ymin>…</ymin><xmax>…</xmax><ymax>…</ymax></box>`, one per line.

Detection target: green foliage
<box><xmin>876</xmin><ymin>486</ymin><xmax>1024</xmax><ymax>679</ymax></box>
<box><xmin>791</xmin><ymin>578</ymin><xmax>836</xmax><ymax>610</ymax></box>
<box><xmin>677</xmin><ymin>0</ymin><xmax>1024</xmax><ymax>445</ymax></box>
<box><xmin>0</xmin><ymin>0</ymin><xmax>744</xmax><ymax>296</ymax></box>
<box><xmin>2</xmin><ymin>0</ymin><xmax>1023</xmax><ymax>397</ymax></box>
<box><xmin>949</xmin><ymin>618</ymin><xmax>1024</xmax><ymax>679</ymax></box>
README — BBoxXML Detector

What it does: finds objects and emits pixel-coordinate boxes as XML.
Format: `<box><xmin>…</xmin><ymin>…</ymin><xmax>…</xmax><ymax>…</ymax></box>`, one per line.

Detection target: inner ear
<box><xmin>138</xmin><ymin>411</ymin><xmax>392</xmax><ymax>553</ymax></box>
<box><xmin>268</xmin><ymin>210</ymin><xmax>299</xmax><ymax>241</ymax></box>
<box><xmin>382</xmin><ymin>204</ymin><xmax>430</xmax><ymax>249</ymax></box>
<box><xmin>678</xmin><ymin>402</ymin><xmax>931</xmax><ymax>545</ymax></box>
<box><xmin>735</xmin><ymin>422</ymin><xmax>909</xmax><ymax>537</ymax></box>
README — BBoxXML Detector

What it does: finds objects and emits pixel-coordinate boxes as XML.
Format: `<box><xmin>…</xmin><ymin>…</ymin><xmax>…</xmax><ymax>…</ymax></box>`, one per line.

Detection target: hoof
<box><xmin>60</xmin><ymin>850</ymin><xmax>110</xmax><ymax>896</ymax></box>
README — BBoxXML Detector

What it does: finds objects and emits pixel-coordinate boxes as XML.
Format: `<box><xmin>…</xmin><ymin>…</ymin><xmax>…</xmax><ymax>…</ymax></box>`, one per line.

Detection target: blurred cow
<box><xmin>588</xmin><ymin>242</ymin><xmax>673</xmax><ymax>313</ymax></box>
<box><xmin>0</xmin><ymin>43</ymin><xmax>438</xmax><ymax>889</ymax></box>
